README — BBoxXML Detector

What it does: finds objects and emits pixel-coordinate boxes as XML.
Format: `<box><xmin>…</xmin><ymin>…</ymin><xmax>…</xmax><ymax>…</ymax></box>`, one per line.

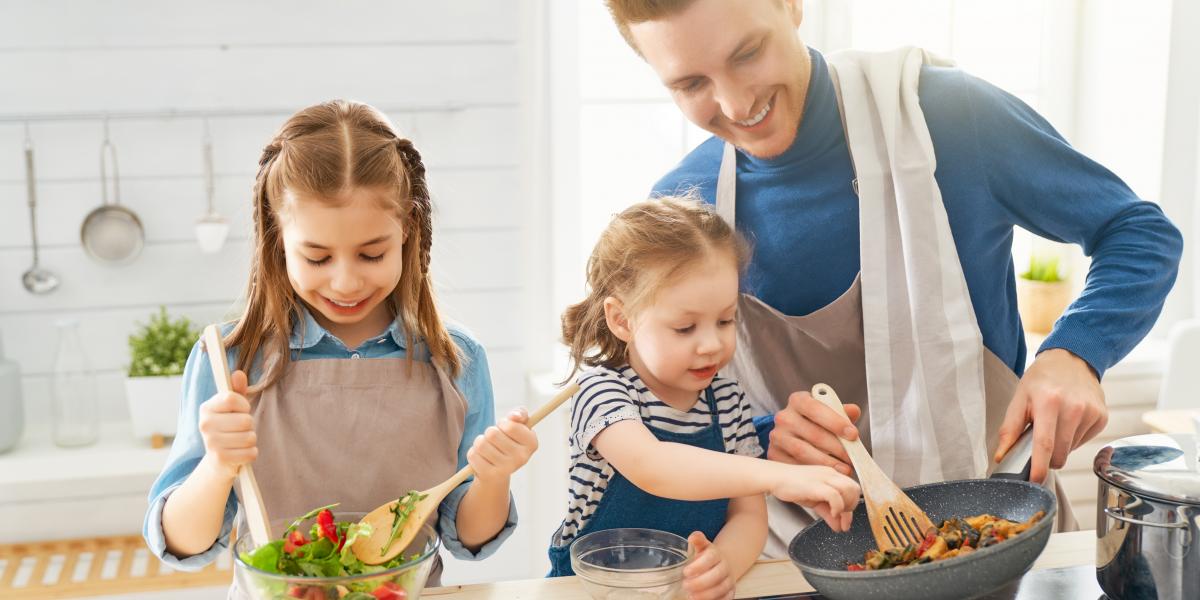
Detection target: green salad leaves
<box><xmin>239</xmin><ymin>500</ymin><xmax>426</xmax><ymax>587</ymax></box>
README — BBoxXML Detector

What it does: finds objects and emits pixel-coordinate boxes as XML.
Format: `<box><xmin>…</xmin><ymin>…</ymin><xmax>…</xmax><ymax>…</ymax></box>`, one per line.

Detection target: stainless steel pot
<box><xmin>1094</xmin><ymin>433</ymin><xmax>1200</xmax><ymax>599</ymax></box>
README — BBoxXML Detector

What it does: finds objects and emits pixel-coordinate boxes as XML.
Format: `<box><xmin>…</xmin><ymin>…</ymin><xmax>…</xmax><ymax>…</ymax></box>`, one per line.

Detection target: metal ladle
<box><xmin>21</xmin><ymin>124</ymin><xmax>59</xmax><ymax>294</ymax></box>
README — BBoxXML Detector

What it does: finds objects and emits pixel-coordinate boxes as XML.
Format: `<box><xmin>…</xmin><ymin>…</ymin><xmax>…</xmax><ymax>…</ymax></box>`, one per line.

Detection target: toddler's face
<box><xmin>279</xmin><ymin>186</ymin><xmax>405</xmax><ymax>338</ymax></box>
<box><xmin>626</xmin><ymin>254</ymin><xmax>739</xmax><ymax>405</ymax></box>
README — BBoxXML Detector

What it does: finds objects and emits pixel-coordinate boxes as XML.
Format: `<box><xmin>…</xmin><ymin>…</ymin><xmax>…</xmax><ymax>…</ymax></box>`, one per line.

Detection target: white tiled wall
<box><xmin>0</xmin><ymin>0</ymin><xmax>550</xmax><ymax>586</ymax></box>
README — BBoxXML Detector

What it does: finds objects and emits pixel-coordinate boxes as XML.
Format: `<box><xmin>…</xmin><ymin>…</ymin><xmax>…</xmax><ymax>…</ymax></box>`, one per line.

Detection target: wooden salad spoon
<box><xmin>810</xmin><ymin>383</ymin><xmax>935</xmax><ymax>551</ymax></box>
<box><xmin>352</xmin><ymin>382</ymin><xmax>581</xmax><ymax>564</ymax></box>
<box><xmin>202</xmin><ymin>324</ymin><xmax>273</xmax><ymax>547</ymax></box>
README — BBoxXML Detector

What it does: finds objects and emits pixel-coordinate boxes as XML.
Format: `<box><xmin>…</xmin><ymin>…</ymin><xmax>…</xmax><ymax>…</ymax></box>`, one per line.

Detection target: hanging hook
<box><xmin>203</xmin><ymin>118</ymin><xmax>215</xmax><ymax>214</ymax></box>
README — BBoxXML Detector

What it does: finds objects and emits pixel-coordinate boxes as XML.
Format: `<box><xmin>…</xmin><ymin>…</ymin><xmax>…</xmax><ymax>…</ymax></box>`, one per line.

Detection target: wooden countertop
<box><xmin>422</xmin><ymin>530</ymin><xmax>1097</xmax><ymax>599</ymax></box>
<box><xmin>1142</xmin><ymin>408</ymin><xmax>1199</xmax><ymax>434</ymax></box>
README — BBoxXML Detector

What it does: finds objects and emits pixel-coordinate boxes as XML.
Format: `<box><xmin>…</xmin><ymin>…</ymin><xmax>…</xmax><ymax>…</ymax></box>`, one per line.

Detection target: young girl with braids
<box><xmin>144</xmin><ymin>100</ymin><xmax>531</xmax><ymax>590</ymax></box>
<box><xmin>548</xmin><ymin>197</ymin><xmax>860</xmax><ymax>600</ymax></box>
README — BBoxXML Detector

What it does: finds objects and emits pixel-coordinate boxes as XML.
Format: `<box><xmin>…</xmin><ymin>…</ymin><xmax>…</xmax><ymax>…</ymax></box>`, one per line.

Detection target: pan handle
<box><xmin>100</xmin><ymin>118</ymin><xmax>121</xmax><ymax>206</ymax></box>
<box><xmin>991</xmin><ymin>425</ymin><xmax>1034</xmax><ymax>481</ymax></box>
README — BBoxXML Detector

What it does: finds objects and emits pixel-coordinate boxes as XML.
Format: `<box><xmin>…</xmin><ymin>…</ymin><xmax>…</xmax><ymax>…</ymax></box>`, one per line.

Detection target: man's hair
<box><xmin>607</xmin><ymin>0</ymin><xmax>789</xmax><ymax>54</ymax></box>
<box><xmin>604</xmin><ymin>0</ymin><xmax>698</xmax><ymax>55</ymax></box>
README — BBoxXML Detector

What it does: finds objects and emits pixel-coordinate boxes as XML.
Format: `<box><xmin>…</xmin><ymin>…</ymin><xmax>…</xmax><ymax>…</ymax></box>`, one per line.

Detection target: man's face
<box><xmin>629</xmin><ymin>0</ymin><xmax>811</xmax><ymax>159</ymax></box>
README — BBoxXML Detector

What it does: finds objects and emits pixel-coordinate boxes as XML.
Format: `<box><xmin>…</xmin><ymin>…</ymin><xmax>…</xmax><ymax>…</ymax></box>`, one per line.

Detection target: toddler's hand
<box><xmin>467</xmin><ymin>408</ymin><xmax>538</xmax><ymax>485</ymax></box>
<box><xmin>771</xmin><ymin>465</ymin><xmax>860</xmax><ymax>532</ymax></box>
<box><xmin>682</xmin><ymin>532</ymin><xmax>734</xmax><ymax>600</ymax></box>
<box><xmin>197</xmin><ymin>369</ymin><xmax>257</xmax><ymax>480</ymax></box>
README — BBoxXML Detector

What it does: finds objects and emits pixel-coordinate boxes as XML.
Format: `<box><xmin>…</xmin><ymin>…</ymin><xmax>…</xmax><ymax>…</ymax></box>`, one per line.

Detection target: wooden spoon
<box><xmin>202</xmin><ymin>324</ymin><xmax>273</xmax><ymax>547</ymax></box>
<box><xmin>352</xmin><ymin>382</ymin><xmax>581</xmax><ymax>564</ymax></box>
<box><xmin>810</xmin><ymin>383</ymin><xmax>935</xmax><ymax>551</ymax></box>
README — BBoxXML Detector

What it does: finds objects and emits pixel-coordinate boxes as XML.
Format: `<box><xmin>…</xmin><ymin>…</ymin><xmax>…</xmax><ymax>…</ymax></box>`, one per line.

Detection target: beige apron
<box><xmin>717</xmin><ymin>47</ymin><xmax>1076</xmax><ymax>559</ymax></box>
<box><xmin>230</xmin><ymin>344</ymin><xmax>466</xmax><ymax>597</ymax></box>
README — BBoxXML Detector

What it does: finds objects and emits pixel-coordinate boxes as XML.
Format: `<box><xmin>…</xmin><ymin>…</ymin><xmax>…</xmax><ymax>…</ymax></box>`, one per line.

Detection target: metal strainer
<box><xmin>80</xmin><ymin>121</ymin><xmax>144</xmax><ymax>264</ymax></box>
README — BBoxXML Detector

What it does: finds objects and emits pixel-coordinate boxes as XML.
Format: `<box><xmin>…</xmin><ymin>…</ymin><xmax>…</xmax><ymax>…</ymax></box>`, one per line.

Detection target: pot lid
<box><xmin>1094</xmin><ymin>433</ymin><xmax>1200</xmax><ymax>505</ymax></box>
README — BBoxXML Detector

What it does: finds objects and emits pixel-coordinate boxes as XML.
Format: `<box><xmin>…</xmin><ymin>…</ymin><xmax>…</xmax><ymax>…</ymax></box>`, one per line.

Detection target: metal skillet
<box><xmin>788</xmin><ymin>427</ymin><xmax>1057</xmax><ymax>600</ymax></box>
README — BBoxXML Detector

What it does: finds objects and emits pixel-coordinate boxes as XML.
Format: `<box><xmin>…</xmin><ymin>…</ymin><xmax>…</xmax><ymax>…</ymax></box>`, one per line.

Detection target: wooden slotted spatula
<box><xmin>810</xmin><ymin>383</ymin><xmax>935</xmax><ymax>551</ymax></box>
<box><xmin>202</xmin><ymin>324</ymin><xmax>273</xmax><ymax>548</ymax></box>
<box><xmin>352</xmin><ymin>382</ymin><xmax>581</xmax><ymax>564</ymax></box>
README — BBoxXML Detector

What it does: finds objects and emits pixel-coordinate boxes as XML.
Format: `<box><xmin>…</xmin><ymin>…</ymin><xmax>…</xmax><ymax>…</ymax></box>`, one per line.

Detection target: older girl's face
<box><xmin>279</xmin><ymin>187</ymin><xmax>405</xmax><ymax>344</ymax></box>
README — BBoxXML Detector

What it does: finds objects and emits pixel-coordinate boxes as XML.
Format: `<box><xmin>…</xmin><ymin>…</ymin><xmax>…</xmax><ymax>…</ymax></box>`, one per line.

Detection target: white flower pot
<box><xmin>124</xmin><ymin>375</ymin><xmax>183</xmax><ymax>440</ymax></box>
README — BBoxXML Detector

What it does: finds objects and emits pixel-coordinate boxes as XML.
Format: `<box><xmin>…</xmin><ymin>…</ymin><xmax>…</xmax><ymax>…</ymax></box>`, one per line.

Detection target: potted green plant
<box><xmin>1016</xmin><ymin>251</ymin><xmax>1072</xmax><ymax>335</ymax></box>
<box><xmin>124</xmin><ymin>307</ymin><xmax>199</xmax><ymax>444</ymax></box>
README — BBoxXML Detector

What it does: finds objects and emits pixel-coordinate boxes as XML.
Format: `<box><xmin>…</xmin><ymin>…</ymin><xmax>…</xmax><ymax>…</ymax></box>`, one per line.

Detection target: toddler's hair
<box><xmin>561</xmin><ymin>195</ymin><xmax>749</xmax><ymax>378</ymax></box>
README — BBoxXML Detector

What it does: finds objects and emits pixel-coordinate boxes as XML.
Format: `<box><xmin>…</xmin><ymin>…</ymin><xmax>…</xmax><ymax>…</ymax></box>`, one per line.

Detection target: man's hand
<box><xmin>766</xmin><ymin>391</ymin><xmax>860</xmax><ymax>476</ymax></box>
<box><xmin>995</xmin><ymin>348</ymin><xmax>1107</xmax><ymax>484</ymax></box>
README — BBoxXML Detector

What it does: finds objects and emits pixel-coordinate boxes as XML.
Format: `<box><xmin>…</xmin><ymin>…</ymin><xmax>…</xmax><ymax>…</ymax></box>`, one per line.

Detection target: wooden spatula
<box><xmin>202</xmin><ymin>324</ymin><xmax>273</xmax><ymax>548</ymax></box>
<box><xmin>810</xmin><ymin>383</ymin><xmax>935</xmax><ymax>551</ymax></box>
<box><xmin>352</xmin><ymin>382</ymin><xmax>581</xmax><ymax>564</ymax></box>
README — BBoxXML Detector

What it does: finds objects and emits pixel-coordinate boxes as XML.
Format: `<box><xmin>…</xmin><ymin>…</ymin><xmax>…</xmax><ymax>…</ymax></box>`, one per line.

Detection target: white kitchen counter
<box><xmin>0</xmin><ymin>423</ymin><xmax>170</xmax><ymax>543</ymax></box>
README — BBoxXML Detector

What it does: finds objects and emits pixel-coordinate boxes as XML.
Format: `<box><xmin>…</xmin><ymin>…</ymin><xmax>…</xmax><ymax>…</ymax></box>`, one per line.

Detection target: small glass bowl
<box><xmin>569</xmin><ymin>528</ymin><xmax>692</xmax><ymax>600</ymax></box>
<box><xmin>233</xmin><ymin>513</ymin><xmax>439</xmax><ymax>600</ymax></box>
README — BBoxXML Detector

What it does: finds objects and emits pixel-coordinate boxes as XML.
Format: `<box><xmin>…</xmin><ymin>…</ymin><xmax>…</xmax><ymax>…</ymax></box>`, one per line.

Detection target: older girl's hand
<box><xmin>197</xmin><ymin>369</ymin><xmax>257</xmax><ymax>480</ymax></box>
<box><xmin>467</xmin><ymin>408</ymin><xmax>538</xmax><ymax>485</ymax></box>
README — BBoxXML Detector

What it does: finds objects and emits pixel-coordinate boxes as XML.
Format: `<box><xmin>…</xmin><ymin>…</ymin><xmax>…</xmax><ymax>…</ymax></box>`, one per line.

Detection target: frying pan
<box><xmin>788</xmin><ymin>428</ymin><xmax>1056</xmax><ymax>600</ymax></box>
<box><xmin>81</xmin><ymin>125</ymin><xmax>144</xmax><ymax>264</ymax></box>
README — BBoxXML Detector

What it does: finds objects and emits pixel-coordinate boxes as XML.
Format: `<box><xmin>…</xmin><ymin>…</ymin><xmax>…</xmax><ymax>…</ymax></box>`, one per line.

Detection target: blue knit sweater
<box><xmin>653</xmin><ymin>48</ymin><xmax>1183</xmax><ymax>384</ymax></box>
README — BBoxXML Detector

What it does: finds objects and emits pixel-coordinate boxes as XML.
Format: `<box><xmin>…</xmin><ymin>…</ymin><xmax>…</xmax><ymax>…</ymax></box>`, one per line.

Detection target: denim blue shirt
<box><xmin>143</xmin><ymin>307</ymin><xmax>516</xmax><ymax>570</ymax></box>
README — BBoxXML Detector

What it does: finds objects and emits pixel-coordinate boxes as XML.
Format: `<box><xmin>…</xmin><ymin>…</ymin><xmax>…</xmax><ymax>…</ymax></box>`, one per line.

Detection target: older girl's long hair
<box><xmin>227</xmin><ymin>99</ymin><xmax>461</xmax><ymax>392</ymax></box>
<box><xmin>560</xmin><ymin>196</ymin><xmax>749</xmax><ymax>380</ymax></box>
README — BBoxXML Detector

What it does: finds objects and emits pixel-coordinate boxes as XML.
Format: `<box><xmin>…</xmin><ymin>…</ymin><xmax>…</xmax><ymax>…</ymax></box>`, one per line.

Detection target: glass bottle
<box><xmin>0</xmin><ymin>332</ymin><xmax>24</xmax><ymax>453</ymax></box>
<box><xmin>51</xmin><ymin>319</ymin><xmax>98</xmax><ymax>447</ymax></box>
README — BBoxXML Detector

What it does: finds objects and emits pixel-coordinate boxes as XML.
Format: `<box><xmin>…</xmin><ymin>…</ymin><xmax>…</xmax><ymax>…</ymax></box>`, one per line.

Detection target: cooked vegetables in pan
<box><xmin>847</xmin><ymin>511</ymin><xmax>1045</xmax><ymax>571</ymax></box>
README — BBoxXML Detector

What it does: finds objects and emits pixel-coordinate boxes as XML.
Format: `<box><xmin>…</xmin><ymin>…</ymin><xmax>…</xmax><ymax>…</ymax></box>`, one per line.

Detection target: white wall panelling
<box><xmin>0</xmin><ymin>1</ymin><xmax>519</xmax><ymax>48</ymax></box>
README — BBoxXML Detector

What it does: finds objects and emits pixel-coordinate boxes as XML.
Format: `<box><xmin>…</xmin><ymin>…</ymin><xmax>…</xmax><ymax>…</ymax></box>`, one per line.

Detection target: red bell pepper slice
<box><xmin>316</xmin><ymin>508</ymin><xmax>342</xmax><ymax>549</ymax></box>
<box><xmin>916</xmin><ymin>530</ymin><xmax>938</xmax><ymax>556</ymax></box>
<box><xmin>371</xmin><ymin>581</ymin><xmax>408</xmax><ymax>600</ymax></box>
<box><xmin>283</xmin><ymin>529</ymin><xmax>309</xmax><ymax>554</ymax></box>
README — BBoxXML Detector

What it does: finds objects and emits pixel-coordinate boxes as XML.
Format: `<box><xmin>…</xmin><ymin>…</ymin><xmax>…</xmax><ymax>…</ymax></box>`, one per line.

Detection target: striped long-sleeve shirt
<box><xmin>555</xmin><ymin>365</ymin><xmax>763</xmax><ymax>543</ymax></box>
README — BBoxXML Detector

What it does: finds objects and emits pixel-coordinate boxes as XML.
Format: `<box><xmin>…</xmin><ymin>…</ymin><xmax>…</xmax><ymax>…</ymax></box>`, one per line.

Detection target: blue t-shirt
<box><xmin>653</xmin><ymin>48</ymin><xmax>1182</xmax><ymax>387</ymax></box>
<box><xmin>143</xmin><ymin>306</ymin><xmax>516</xmax><ymax>570</ymax></box>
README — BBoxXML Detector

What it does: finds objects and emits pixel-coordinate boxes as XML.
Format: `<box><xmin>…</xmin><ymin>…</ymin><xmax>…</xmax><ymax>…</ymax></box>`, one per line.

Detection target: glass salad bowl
<box><xmin>570</xmin><ymin>528</ymin><xmax>692</xmax><ymax>600</ymax></box>
<box><xmin>234</xmin><ymin>512</ymin><xmax>439</xmax><ymax>600</ymax></box>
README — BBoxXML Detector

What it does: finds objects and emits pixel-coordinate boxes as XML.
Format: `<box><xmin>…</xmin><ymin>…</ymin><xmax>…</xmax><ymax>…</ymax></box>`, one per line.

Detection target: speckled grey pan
<box><xmin>788</xmin><ymin>479</ymin><xmax>1057</xmax><ymax>600</ymax></box>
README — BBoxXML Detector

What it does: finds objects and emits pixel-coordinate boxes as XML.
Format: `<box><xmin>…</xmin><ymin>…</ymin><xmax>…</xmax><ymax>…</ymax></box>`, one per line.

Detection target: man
<box><xmin>605</xmin><ymin>0</ymin><xmax>1183</xmax><ymax>557</ymax></box>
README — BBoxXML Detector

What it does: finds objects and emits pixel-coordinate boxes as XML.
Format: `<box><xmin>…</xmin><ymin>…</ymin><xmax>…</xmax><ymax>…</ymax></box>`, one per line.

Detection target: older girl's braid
<box><xmin>394</xmin><ymin>138</ymin><xmax>432</xmax><ymax>275</ymax></box>
<box><xmin>392</xmin><ymin>136</ymin><xmax>462</xmax><ymax>375</ymax></box>
<box><xmin>228</xmin><ymin>137</ymin><xmax>291</xmax><ymax>388</ymax></box>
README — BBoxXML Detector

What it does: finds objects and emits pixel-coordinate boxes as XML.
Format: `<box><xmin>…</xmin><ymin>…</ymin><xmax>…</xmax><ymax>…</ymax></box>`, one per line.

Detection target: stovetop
<box><xmin>748</xmin><ymin>564</ymin><xmax>1106</xmax><ymax>599</ymax></box>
